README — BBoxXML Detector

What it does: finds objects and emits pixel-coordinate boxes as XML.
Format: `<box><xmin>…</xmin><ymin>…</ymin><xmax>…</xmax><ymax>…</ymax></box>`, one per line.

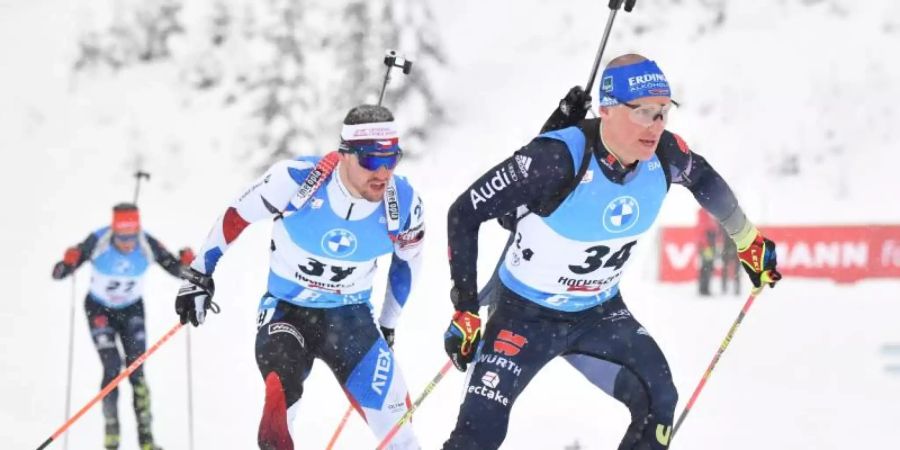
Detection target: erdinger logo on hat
<box><xmin>599</xmin><ymin>59</ymin><xmax>671</xmax><ymax>106</ymax></box>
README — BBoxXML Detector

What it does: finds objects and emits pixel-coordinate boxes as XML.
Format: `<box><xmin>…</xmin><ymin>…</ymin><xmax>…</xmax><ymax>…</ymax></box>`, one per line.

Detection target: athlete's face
<box><xmin>340</xmin><ymin>152</ymin><xmax>396</xmax><ymax>202</ymax></box>
<box><xmin>599</xmin><ymin>95</ymin><xmax>671</xmax><ymax>163</ymax></box>
<box><xmin>112</xmin><ymin>233</ymin><xmax>138</xmax><ymax>253</ymax></box>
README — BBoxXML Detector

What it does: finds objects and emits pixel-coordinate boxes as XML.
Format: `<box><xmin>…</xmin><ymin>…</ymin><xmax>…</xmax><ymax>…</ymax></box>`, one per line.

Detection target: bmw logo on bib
<box><xmin>603</xmin><ymin>196</ymin><xmax>640</xmax><ymax>233</ymax></box>
<box><xmin>321</xmin><ymin>229</ymin><xmax>358</xmax><ymax>258</ymax></box>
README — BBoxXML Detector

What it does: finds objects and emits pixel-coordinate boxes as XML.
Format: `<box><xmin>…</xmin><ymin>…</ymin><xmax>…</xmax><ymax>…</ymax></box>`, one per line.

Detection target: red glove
<box><xmin>179</xmin><ymin>247</ymin><xmax>195</xmax><ymax>266</ymax></box>
<box><xmin>63</xmin><ymin>247</ymin><xmax>81</xmax><ymax>266</ymax></box>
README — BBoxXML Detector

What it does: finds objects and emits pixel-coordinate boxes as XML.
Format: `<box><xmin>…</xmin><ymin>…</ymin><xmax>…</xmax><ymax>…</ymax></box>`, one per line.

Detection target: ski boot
<box><xmin>134</xmin><ymin>379</ymin><xmax>163</xmax><ymax>450</ymax></box>
<box><xmin>104</xmin><ymin>416</ymin><xmax>120</xmax><ymax>450</ymax></box>
<box><xmin>138</xmin><ymin>424</ymin><xmax>163</xmax><ymax>450</ymax></box>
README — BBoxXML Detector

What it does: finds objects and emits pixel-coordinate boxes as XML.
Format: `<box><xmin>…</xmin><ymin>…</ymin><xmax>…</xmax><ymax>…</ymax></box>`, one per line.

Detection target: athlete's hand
<box><xmin>380</xmin><ymin>326</ymin><xmax>396</xmax><ymax>349</ymax></box>
<box><xmin>559</xmin><ymin>85</ymin><xmax>592</xmax><ymax>121</ymax></box>
<box><xmin>444</xmin><ymin>310</ymin><xmax>482</xmax><ymax>372</ymax></box>
<box><xmin>175</xmin><ymin>268</ymin><xmax>219</xmax><ymax>326</ymax></box>
<box><xmin>63</xmin><ymin>247</ymin><xmax>81</xmax><ymax>266</ymax></box>
<box><xmin>51</xmin><ymin>261</ymin><xmax>72</xmax><ymax>280</ymax></box>
<box><xmin>52</xmin><ymin>247</ymin><xmax>81</xmax><ymax>279</ymax></box>
<box><xmin>178</xmin><ymin>247</ymin><xmax>195</xmax><ymax>266</ymax></box>
<box><xmin>737</xmin><ymin>230</ymin><xmax>782</xmax><ymax>290</ymax></box>
<box><xmin>540</xmin><ymin>86</ymin><xmax>593</xmax><ymax>133</ymax></box>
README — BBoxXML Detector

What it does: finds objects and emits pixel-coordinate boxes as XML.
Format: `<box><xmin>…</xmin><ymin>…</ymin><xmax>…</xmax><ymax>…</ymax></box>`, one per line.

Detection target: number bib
<box><xmin>88</xmin><ymin>237</ymin><xmax>151</xmax><ymax>308</ymax></box>
<box><xmin>264</xmin><ymin>172</ymin><xmax>414</xmax><ymax>309</ymax></box>
<box><xmin>498</xmin><ymin>126</ymin><xmax>668</xmax><ymax>312</ymax></box>
<box><xmin>89</xmin><ymin>272</ymin><xmax>146</xmax><ymax>307</ymax></box>
<box><xmin>267</xmin><ymin>222</ymin><xmax>381</xmax><ymax>306</ymax></box>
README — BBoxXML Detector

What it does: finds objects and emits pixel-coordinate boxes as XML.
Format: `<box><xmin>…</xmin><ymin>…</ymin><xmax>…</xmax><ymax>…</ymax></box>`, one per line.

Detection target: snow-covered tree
<box><xmin>72</xmin><ymin>0</ymin><xmax>447</xmax><ymax>166</ymax></box>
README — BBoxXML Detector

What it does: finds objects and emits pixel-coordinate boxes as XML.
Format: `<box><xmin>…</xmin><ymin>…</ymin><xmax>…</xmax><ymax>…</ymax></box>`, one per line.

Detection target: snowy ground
<box><xmin>2</xmin><ymin>0</ymin><xmax>899</xmax><ymax>449</ymax></box>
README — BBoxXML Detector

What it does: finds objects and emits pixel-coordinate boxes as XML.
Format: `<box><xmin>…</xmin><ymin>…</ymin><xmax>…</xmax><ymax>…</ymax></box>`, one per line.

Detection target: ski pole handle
<box><xmin>607</xmin><ymin>0</ymin><xmax>637</xmax><ymax>11</ymax></box>
<box><xmin>132</xmin><ymin>170</ymin><xmax>151</xmax><ymax>205</ymax></box>
<box><xmin>375</xmin><ymin>359</ymin><xmax>454</xmax><ymax>450</ymax></box>
<box><xmin>377</xmin><ymin>49</ymin><xmax>413</xmax><ymax>106</ymax></box>
<box><xmin>585</xmin><ymin>0</ymin><xmax>638</xmax><ymax>94</ymax></box>
<box><xmin>36</xmin><ymin>322</ymin><xmax>184</xmax><ymax>450</ymax></box>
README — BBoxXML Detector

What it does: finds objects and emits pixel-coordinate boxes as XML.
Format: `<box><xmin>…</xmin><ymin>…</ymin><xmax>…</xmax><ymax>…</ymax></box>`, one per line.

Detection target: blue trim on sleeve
<box><xmin>387</xmin><ymin>255</ymin><xmax>412</xmax><ymax>307</ymax></box>
<box><xmin>203</xmin><ymin>247</ymin><xmax>224</xmax><ymax>274</ymax></box>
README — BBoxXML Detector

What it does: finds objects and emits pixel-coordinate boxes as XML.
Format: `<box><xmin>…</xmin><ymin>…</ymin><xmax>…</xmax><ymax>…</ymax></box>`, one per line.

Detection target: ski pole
<box><xmin>186</xmin><ymin>327</ymin><xmax>196</xmax><ymax>450</ymax></box>
<box><xmin>324</xmin><ymin>405</ymin><xmax>354</xmax><ymax>450</ymax></box>
<box><xmin>671</xmin><ymin>285</ymin><xmax>768</xmax><ymax>440</ymax></box>
<box><xmin>62</xmin><ymin>276</ymin><xmax>77</xmax><ymax>450</ymax></box>
<box><xmin>36</xmin><ymin>322</ymin><xmax>184</xmax><ymax>450</ymax></box>
<box><xmin>377</xmin><ymin>49</ymin><xmax>413</xmax><ymax>106</ymax></box>
<box><xmin>375</xmin><ymin>359</ymin><xmax>454</xmax><ymax>450</ymax></box>
<box><xmin>132</xmin><ymin>170</ymin><xmax>151</xmax><ymax>205</ymax></box>
<box><xmin>585</xmin><ymin>0</ymin><xmax>638</xmax><ymax>94</ymax></box>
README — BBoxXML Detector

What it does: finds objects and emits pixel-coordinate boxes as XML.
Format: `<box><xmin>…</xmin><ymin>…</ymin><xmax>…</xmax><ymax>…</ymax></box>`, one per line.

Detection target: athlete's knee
<box><xmin>257</xmin><ymin>322</ymin><xmax>309</xmax><ymax>408</ymax></box>
<box><xmin>443</xmin><ymin>403</ymin><xmax>509</xmax><ymax>450</ymax></box>
<box><xmin>648</xmin><ymin>379</ymin><xmax>678</xmax><ymax>417</ymax></box>
<box><xmin>256</xmin><ymin>322</ymin><xmax>308</xmax><ymax>371</ymax></box>
<box><xmin>97</xmin><ymin>349</ymin><xmax>121</xmax><ymax>380</ymax></box>
<box><xmin>613</xmin><ymin>368</ymin><xmax>650</xmax><ymax>420</ymax></box>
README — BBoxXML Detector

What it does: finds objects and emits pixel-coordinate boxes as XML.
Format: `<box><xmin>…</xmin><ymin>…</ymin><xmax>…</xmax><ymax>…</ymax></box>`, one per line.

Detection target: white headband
<box><xmin>340</xmin><ymin>121</ymin><xmax>399</xmax><ymax>141</ymax></box>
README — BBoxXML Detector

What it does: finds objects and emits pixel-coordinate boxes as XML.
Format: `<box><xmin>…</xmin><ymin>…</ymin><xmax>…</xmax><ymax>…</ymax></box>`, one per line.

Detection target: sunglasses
<box><xmin>342</xmin><ymin>139</ymin><xmax>403</xmax><ymax>171</ymax></box>
<box><xmin>606</xmin><ymin>95</ymin><xmax>680</xmax><ymax>126</ymax></box>
<box><xmin>113</xmin><ymin>233</ymin><xmax>139</xmax><ymax>244</ymax></box>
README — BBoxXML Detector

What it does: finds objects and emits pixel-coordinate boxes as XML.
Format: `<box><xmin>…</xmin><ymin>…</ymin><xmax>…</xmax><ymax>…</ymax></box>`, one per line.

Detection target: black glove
<box><xmin>444</xmin><ymin>310</ymin><xmax>482</xmax><ymax>372</ymax></box>
<box><xmin>52</xmin><ymin>261</ymin><xmax>73</xmax><ymax>280</ymax></box>
<box><xmin>52</xmin><ymin>247</ymin><xmax>82</xmax><ymax>280</ymax></box>
<box><xmin>540</xmin><ymin>85</ymin><xmax>593</xmax><ymax>133</ymax></box>
<box><xmin>380</xmin><ymin>325</ymin><xmax>395</xmax><ymax>349</ymax></box>
<box><xmin>175</xmin><ymin>268</ymin><xmax>219</xmax><ymax>326</ymax></box>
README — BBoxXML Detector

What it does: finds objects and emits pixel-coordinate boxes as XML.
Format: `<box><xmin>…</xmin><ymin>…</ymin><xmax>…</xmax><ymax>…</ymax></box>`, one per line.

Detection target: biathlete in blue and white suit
<box><xmin>174</xmin><ymin>105</ymin><xmax>425</xmax><ymax>450</ymax></box>
<box><xmin>52</xmin><ymin>203</ymin><xmax>193</xmax><ymax>450</ymax></box>
<box><xmin>442</xmin><ymin>54</ymin><xmax>782</xmax><ymax>450</ymax></box>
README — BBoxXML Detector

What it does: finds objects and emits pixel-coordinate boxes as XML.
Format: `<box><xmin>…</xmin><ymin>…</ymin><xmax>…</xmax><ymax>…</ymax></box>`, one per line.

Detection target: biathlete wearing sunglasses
<box><xmin>174</xmin><ymin>105</ymin><xmax>425</xmax><ymax>449</ymax></box>
<box><xmin>51</xmin><ymin>203</ymin><xmax>193</xmax><ymax>450</ymax></box>
<box><xmin>442</xmin><ymin>55</ymin><xmax>780</xmax><ymax>450</ymax></box>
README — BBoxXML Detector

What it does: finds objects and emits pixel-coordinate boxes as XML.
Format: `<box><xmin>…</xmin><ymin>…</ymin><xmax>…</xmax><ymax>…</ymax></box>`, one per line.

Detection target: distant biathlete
<box><xmin>52</xmin><ymin>203</ymin><xmax>193</xmax><ymax>450</ymax></box>
<box><xmin>174</xmin><ymin>105</ymin><xmax>425</xmax><ymax>449</ymax></box>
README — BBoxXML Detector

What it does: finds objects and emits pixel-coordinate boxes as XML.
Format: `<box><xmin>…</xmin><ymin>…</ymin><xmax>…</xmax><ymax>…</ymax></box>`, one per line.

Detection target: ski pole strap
<box><xmin>283</xmin><ymin>151</ymin><xmax>401</xmax><ymax>238</ymax></box>
<box><xmin>36</xmin><ymin>322</ymin><xmax>185</xmax><ymax>450</ymax></box>
<box><xmin>284</xmin><ymin>151</ymin><xmax>341</xmax><ymax>218</ymax></box>
<box><xmin>671</xmin><ymin>290</ymin><xmax>760</xmax><ymax>439</ymax></box>
<box><xmin>376</xmin><ymin>359</ymin><xmax>454</xmax><ymax>450</ymax></box>
<box><xmin>384</xmin><ymin>177</ymin><xmax>401</xmax><ymax>239</ymax></box>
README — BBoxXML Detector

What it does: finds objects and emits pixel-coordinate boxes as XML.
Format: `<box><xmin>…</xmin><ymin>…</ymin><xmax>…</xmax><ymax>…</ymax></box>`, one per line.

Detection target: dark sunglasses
<box><xmin>113</xmin><ymin>233</ymin><xmax>139</xmax><ymax>243</ymax></box>
<box><xmin>341</xmin><ymin>139</ymin><xmax>403</xmax><ymax>171</ymax></box>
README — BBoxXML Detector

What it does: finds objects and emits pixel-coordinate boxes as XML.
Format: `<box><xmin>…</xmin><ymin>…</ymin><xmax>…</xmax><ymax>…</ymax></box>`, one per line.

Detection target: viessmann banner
<box><xmin>659</xmin><ymin>225</ymin><xmax>900</xmax><ymax>283</ymax></box>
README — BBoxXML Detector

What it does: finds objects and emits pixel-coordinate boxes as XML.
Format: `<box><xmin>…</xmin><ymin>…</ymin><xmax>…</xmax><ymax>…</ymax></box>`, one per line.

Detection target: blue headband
<box><xmin>598</xmin><ymin>59</ymin><xmax>671</xmax><ymax>106</ymax></box>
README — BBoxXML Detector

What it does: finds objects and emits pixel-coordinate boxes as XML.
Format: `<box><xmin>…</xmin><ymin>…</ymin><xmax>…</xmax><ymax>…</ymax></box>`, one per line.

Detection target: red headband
<box><xmin>112</xmin><ymin>209</ymin><xmax>140</xmax><ymax>234</ymax></box>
